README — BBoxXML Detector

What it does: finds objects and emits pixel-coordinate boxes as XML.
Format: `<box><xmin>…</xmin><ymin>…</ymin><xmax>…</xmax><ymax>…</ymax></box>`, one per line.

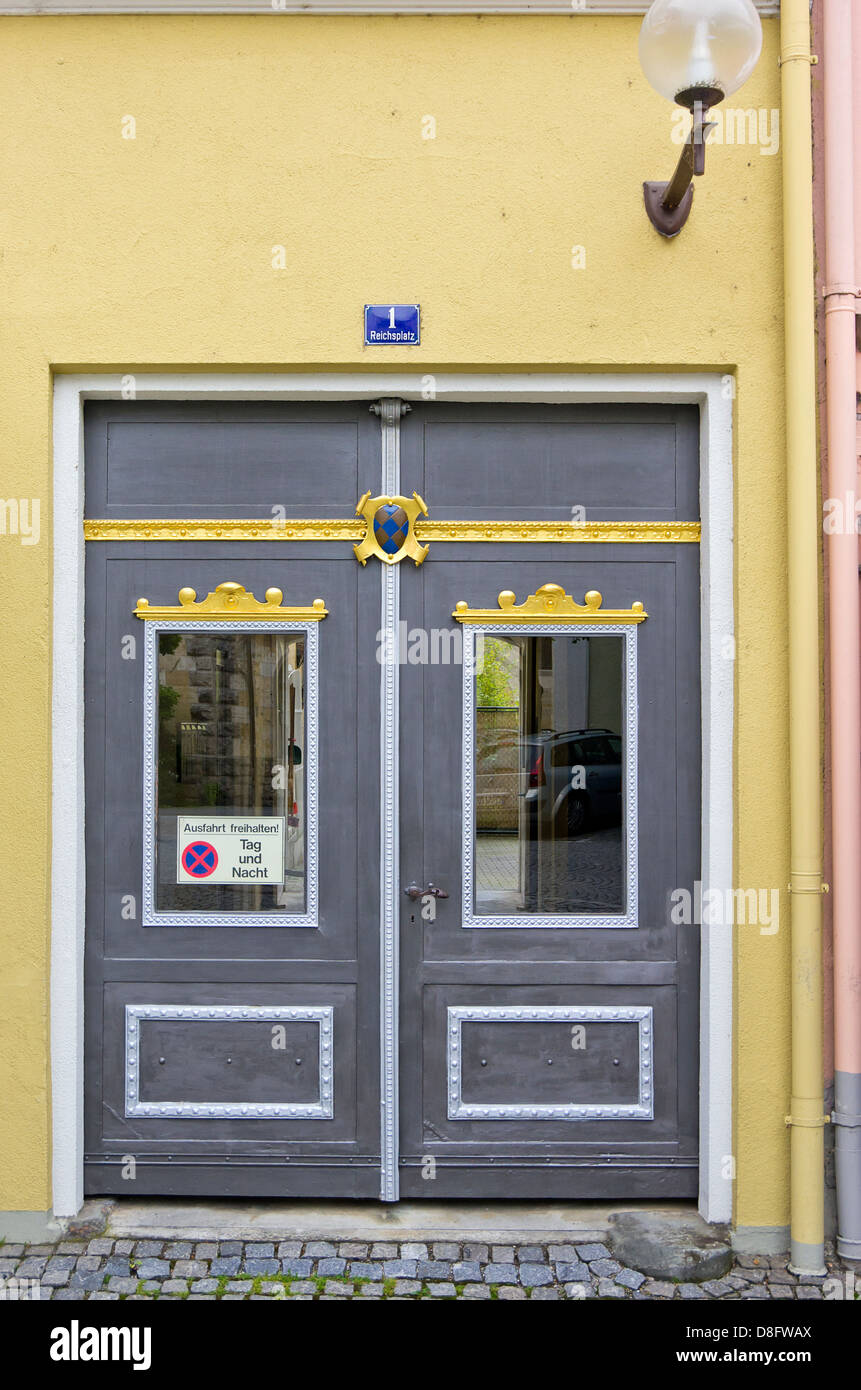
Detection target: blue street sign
<box><xmin>364</xmin><ymin>304</ymin><xmax>420</xmax><ymax>346</ymax></box>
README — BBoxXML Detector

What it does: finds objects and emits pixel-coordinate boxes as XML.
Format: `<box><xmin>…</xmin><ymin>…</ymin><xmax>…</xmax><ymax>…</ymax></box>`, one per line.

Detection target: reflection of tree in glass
<box><xmin>477</xmin><ymin>636</ymin><xmax>520</xmax><ymax>707</ymax></box>
<box><xmin>158</xmin><ymin>683</ymin><xmax>179</xmax><ymax>723</ymax></box>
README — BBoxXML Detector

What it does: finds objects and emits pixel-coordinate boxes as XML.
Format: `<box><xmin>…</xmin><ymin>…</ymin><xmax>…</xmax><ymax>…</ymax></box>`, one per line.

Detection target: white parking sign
<box><xmin>176</xmin><ymin>816</ymin><xmax>285</xmax><ymax>885</ymax></box>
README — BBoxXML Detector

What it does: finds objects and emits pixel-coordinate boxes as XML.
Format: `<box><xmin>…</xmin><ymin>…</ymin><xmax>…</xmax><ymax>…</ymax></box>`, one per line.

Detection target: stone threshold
<box><xmin>93</xmin><ymin>1197</ymin><xmax>699</xmax><ymax>1246</ymax></box>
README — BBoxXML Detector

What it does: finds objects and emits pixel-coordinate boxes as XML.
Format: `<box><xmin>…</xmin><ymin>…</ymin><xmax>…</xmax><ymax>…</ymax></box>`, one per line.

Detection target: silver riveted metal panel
<box><xmin>124</xmin><ymin>1004</ymin><xmax>334</xmax><ymax>1119</ymax></box>
<box><xmin>446</xmin><ymin>1005</ymin><xmax>653</xmax><ymax>1121</ymax></box>
<box><xmin>141</xmin><ymin>619</ymin><xmax>320</xmax><ymax>928</ymax></box>
<box><xmin>461</xmin><ymin>622</ymin><xmax>639</xmax><ymax>929</ymax></box>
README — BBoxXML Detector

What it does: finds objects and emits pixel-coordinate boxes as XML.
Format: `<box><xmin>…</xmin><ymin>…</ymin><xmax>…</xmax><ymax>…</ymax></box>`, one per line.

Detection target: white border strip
<box><xmin>697</xmin><ymin>375</ymin><xmax>734</xmax><ymax>1225</ymax></box>
<box><xmin>0</xmin><ymin>2</ymin><xmax>780</xmax><ymax>15</ymax></box>
<box><xmin>462</xmin><ymin>623</ymin><xmax>638</xmax><ymax>928</ymax></box>
<box><xmin>51</xmin><ymin>371</ymin><xmax>732</xmax><ymax>1224</ymax></box>
<box><xmin>51</xmin><ymin>378</ymin><xmax>87</xmax><ymax>1220</ymax></box>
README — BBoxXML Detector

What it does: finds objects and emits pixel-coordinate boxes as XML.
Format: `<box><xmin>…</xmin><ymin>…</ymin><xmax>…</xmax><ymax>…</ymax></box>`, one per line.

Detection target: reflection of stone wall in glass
<box><xmin>156</xmin><ymin>632</ymin><xmax>305</xmax><ymax>915</ymax></box>
<box><xmin>476</xmin><ymin>707</ymin><xmax>519</xmax><ymax>832</ymax></box>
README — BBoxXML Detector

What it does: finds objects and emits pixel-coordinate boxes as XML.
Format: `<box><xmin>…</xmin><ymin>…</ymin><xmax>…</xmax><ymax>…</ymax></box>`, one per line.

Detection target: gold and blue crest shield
<box><xmin>354</xmin><ymin>490</ymin><xmax>429</xmax><ymax>566</ymax></box>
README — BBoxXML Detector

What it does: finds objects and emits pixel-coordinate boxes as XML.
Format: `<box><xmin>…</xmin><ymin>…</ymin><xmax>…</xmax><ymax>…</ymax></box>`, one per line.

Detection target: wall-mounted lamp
<box><xmin>639</xmin><ymin>0</ymin><xmax>763</xmax><ymax>237</ymax></box>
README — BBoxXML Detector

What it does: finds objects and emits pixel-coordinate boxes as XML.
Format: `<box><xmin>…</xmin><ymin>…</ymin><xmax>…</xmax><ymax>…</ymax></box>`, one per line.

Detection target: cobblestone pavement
<box><xmin>0</xmin><ymin>1237</ymin><xmax>854</xmax><ymax>1300</ymax></box>
<box><xmin>476</xmin><ymin>828</ymin><xmax>623</xmax><ymax>916</ymax></box>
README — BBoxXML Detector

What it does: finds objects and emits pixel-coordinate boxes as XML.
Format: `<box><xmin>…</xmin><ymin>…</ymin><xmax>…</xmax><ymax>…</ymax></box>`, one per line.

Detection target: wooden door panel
<box><xmin>397</xmin><ymin>405</ymin><xmax>700</xmax><ymax>1199</ymax></box>
<box><xmin>83</xmin><ymin>405</ymin><xmax>381</xmax><ymax>1198</ymax></box>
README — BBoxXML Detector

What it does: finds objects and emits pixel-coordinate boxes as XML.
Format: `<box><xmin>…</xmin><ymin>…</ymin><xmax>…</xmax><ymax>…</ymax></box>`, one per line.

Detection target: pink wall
<box><xmin>811</xmin><ymin>0</ymin><xmax>833</xmax><ymax>1084</ymax></box>
<box><xmin>814</xmin><ymin>0</ymin><xmax>861</xmax><ymax>1092</ymax></box>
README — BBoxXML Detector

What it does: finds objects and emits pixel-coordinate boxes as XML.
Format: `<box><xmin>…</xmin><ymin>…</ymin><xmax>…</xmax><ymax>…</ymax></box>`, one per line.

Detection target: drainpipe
<box><xmin>824</xmin><ymin>0</ymin><xmax>861</xmax><ymax>1262</ymax></box>
<box><xmin>782</xmin><ymin>0</ymin><xmax>827</xmax><ymax>1275</ymax></box>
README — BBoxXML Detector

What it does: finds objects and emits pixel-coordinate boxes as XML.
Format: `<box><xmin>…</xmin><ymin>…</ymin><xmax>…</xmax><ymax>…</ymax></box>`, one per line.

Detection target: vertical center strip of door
<box><xmin>373</xmin><ymin>398</ymin><xmax>409</xmax><ymax>1200</ymax></box>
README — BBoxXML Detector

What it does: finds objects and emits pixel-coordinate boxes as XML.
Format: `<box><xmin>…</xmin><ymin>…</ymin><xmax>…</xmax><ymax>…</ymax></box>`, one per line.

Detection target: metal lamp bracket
<box><xmin>644</xmin><ymin>103</ymin><xmax>717</xmax><ymax>239</ymax></box>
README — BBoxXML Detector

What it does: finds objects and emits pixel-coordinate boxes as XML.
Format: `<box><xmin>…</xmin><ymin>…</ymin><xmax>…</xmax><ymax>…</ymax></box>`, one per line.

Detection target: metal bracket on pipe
<box><xmin>831</xmin><ymin>1111</ymin><xmax>861</xmax><ymax>1129</ymax></box>
<box><xmin>778</xmin><ymin>50</ymin><xmax>819</xmax><ymax>67</ymax></box>
<box><xmin>821</xmin><ymin>284</ymin><xmax>861</xmax><ymax>299</ymax></box>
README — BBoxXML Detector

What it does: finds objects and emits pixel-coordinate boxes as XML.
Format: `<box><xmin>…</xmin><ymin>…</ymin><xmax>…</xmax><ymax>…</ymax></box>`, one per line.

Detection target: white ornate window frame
<box><xmin>462</xmin><ymin>622</ymin><xmax>638</xmax><ymax>929</ymax></box>
<box><xmin>141</xmin><ymin>617</ymin><xmax>320</xmax><ymax>928</ymax></box>
<box><xmin>52</xmin><ymin>370</ymin><xmax>734</xmax><ymax>1229</ymax></box>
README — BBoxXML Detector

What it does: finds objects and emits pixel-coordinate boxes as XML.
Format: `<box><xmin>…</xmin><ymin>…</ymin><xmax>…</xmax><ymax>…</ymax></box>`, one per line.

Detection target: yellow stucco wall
<box><xmin>0</xmin><ymin>14</ymin><xmax>789</xmax><ymax>1229</ymax></box>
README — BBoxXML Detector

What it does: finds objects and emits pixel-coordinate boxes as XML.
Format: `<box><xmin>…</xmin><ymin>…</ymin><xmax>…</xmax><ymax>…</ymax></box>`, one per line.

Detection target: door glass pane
<box><xmin>474</xmin><ymin>633</ymin><xmax>625</xmax><ymax>916</ymax></box>
<box><xmin>156</xmin><ymin>631</ymin><xmax>305</xmax><ymax>914</ymax></box>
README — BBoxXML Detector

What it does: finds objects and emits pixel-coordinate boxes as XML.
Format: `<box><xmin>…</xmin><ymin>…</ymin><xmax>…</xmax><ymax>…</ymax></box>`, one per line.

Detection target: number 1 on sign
<box><xmin>388</xmin><ymin>306</ymin><xmax>396</xmax><ymax>329</ymax></box>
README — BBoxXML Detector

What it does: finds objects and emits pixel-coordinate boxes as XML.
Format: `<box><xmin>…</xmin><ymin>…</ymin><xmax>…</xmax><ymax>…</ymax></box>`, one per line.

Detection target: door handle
<box><xmin>404</xmin><ymin>882</ymin><xmax>449</xmax><ymax>900</ymax></box>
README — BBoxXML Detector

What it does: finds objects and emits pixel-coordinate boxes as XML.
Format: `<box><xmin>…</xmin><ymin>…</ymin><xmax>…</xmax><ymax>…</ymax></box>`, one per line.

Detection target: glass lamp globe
<box><xmin>639</xmin><ymin>0</ymin><xmax>763</xmax><ymax>109</ymax></box>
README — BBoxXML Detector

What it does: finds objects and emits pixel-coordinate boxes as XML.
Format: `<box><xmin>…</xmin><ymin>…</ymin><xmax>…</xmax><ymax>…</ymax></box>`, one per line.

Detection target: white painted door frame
<box><xmin>51</xmin><ymin>370</ymin><xmax>733</xmax><ymax>1223</ymax></box>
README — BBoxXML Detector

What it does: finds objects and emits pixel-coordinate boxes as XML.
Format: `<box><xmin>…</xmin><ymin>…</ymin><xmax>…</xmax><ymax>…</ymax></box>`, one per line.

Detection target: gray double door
<box><xmin>84</xmin><ymin>399</ymin><xmax>700</xmax><ymax>1200</ymax></box>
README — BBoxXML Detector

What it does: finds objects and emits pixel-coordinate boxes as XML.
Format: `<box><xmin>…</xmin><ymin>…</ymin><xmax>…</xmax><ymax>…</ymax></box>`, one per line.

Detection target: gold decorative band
<box><xmin>420</xmin><ymin>520</ymin><xmax>700</xmax><ymax>544</ymax></box>
<box><xmin>454</xmin><ymin>585</ymin><xmax>647</xmax><ymax>626</ymax></box>
<box><xmin>135</xmin><ymin>582</ymin><xmax>327</xmax><ymax>622</ymax></box>
<box><xmin>85</xmin><ymin>518</ymin><xmax>700</xmax><ymax>544</ymax></box>
<box><xmin>86</xmin><ymin>518</ymin><xmax>364</xmax><ymax>542</ymax></box>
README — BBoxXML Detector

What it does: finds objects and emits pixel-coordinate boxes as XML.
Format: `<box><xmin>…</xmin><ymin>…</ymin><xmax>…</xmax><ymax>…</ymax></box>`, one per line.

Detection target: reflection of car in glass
<box><xmin>523</xmin><ymin>728</ymin><xmax>622</xmax><ymax>836</ymax></box>
<box><xmin>475</xmin><ymin>732</ymin><xmax>517</xmax><ymax>771</ymax></box>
